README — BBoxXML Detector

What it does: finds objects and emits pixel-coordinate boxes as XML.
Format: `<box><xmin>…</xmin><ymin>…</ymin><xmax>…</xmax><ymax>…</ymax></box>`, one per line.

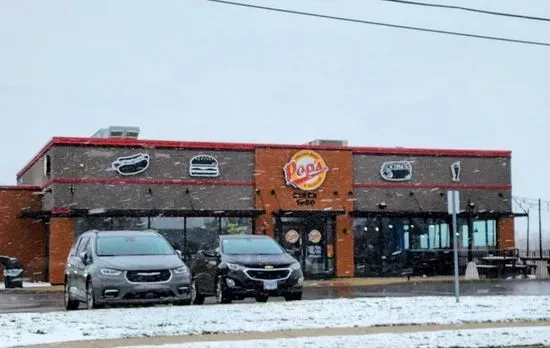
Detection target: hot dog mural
<box><xmin>111</xmin><ymin>153</ymin><xmax>150</xmax><ymax>176</ymax></box>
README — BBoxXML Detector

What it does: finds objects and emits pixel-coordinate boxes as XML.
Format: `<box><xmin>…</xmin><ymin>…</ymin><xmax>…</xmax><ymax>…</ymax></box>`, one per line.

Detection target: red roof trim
<box><xmin>16</xmin><ymin>136</ymin><xmax>512</xmax><ymax>179</ymax></box>
<box><xmin>353</xmin><ymin>183</ymin><xmax>511</xmax><ymax>190</ymax></box>
<box><xmin>44</xmin><ymin>177</ymin><xmax>254</xmax><ymax>187</ymax></box>
<box><xmin>0</xmin><ymin>185</ymin><xmax>41</xmax><ymax>191</ymax></box>
<box><xmin>16</xmin><ymin>138</ymin><xmax>55</xmax><ymax>179</ymax></box>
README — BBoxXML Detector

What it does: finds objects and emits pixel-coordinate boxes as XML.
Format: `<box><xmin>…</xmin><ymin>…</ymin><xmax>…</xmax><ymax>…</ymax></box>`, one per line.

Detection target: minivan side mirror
<box><xmin>175</xmin><ymin>250</ymin><xmax>183</xmax><ymax>259</ymax></box>
<box><xmin>79</xmin><ymin>251</ymin><xmax>89</xmax><ymax>265</ymax></box>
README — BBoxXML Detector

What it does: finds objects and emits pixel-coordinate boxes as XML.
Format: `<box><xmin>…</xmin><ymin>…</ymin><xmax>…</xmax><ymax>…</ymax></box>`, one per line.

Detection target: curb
<box><xmin>25</xmin><ymin>320</ymin><xmax>550</xmax><ymax>348</ymax></box>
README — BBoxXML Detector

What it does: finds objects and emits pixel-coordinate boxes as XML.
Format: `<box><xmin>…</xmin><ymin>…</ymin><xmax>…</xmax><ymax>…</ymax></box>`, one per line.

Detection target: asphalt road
<box><xmin>2</xmin><ymin>280</ymin><xmax>550</xmax><ymax>314</ymax></box>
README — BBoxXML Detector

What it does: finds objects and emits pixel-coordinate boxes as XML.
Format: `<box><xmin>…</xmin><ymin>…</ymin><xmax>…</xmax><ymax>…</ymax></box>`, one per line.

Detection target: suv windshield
<box><xmin>96</xmin><ymin>235</ymin><xmax>174</xmax><ymax>256</ymax></box>
<box><xmin>221</xmin><ymin>238</ymin><xmax>284</xmax><ymax>255</ymax></box>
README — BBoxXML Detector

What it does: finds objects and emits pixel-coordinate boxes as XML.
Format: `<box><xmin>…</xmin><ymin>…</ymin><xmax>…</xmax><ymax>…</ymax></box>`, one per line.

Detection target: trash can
<box><xmin>0</xmin><ymin>256</ymin><xmax>24</xmax><ymax>288</ymax></box>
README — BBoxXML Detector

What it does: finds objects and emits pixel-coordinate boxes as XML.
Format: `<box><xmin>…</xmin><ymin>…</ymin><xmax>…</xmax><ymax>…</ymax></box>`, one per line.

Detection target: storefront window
<box><xmin>74</xmin><ymin>217</ymin><xmax>148</xmax><ymax>237</ymax></box>
<box><xmin>150</xmin><ymin>217</ymin><xmax>185</xmax><ymax>251</ymax></box>
<box><xmin>186</xmin><ymin>217</ymin><xmax>219</xmax><ymax>256</ymax></box>
<box><xmin>220</xmin><ymin>217</ymin><xmax>253</xmax><ymax>235</ymax></box>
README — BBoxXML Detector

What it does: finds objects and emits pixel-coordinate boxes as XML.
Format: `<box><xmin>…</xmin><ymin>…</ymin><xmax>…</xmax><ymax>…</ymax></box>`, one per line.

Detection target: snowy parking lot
<box><xmin>1</xmin><ymin>295</ymin><xmax>550</xmax><ymax>347</ymax></box>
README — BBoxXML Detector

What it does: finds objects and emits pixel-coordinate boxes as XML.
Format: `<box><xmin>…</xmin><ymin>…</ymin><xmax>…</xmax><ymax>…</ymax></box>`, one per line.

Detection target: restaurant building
<box><xmin>0</xmin><ymin>127</ymin><xmax>516</xmax><ymax>284</ymax></box>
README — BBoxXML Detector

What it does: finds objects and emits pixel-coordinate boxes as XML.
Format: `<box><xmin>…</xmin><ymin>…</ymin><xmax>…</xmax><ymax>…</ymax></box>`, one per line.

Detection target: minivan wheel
<box><xmin>215</xmin><ymin>277</ymin><xmax>232</xmax><ymax>304</ymax></box>
<box><xmin>64</xmin><ymin>282</ymin><xmax>79</xmax><ymax>310</ymax></box>
<box><xmin>86</xmin><ymin>280</ymin><xmax>102</xmax><ymax>309</ymax></box>
<box><xmin>191</xmin><ymin>280</ymin><xmax>205</xmax><ymax>305</ymax></box>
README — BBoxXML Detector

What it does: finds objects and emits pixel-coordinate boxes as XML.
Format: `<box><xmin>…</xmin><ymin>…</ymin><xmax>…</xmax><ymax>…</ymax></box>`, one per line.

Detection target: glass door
<box><xmin>276</xmin><ymin>215</ymin><xmax>335</xmax><ymax>279</ymax></box>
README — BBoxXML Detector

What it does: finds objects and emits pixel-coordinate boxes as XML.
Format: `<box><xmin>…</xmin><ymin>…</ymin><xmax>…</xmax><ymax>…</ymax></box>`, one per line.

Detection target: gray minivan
<box><xmin>64</xmin><ymin>229</ymin><xmax>194</xmax><ymax>310</ymax></box>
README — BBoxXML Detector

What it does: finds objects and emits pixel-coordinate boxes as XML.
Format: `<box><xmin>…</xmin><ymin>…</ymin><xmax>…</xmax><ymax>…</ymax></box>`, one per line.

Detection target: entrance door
<box><xmin>276</xmin><ymin>215</ymin><xmax>335</xmax><ymax>279</ymax></box>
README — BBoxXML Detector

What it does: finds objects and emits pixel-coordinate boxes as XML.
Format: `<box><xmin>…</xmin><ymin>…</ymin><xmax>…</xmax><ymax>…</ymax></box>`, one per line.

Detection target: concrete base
<box><xmin>465</xmin><ymin>261</ymin><xmax>480</xmax><ymax>280</ymax></box>
<box><xmin>535</xmin><ymin>260</ymin><xmax>549</xmax><ymax>279</ymax></box>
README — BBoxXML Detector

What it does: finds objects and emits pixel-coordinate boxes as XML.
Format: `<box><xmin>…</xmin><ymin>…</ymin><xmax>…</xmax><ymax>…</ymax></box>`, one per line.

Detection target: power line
<box><xmin>381</xmin><ymin>0</ymin><xmax>550</xmax><ymax>23</ymax></box>
<box><xmin>207</xmin><ymin>0</ymin><xmax>550</xmax><ymax>47</ymax></box>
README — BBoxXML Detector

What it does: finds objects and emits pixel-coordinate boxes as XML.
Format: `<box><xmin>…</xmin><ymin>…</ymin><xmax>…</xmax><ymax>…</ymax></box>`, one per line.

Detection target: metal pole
<box><xmin>526</xmin><ymin>209</ymin><xmax>530</xmax><ymax>256</ymax></box>
<box><xmin>452</xmin><ymin>193</ymin><xmax>460</xmax><ymax>303</ymax></box>
<box><xmin>539</xmin><ymin>199</ymin><xmax>543</xmax><ymax>259</ymax></box>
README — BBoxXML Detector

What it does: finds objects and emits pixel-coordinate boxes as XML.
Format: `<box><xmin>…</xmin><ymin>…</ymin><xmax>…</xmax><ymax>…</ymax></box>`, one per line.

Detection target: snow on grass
<box><xmin>122</xmin><ymin>326</ymin><xmax>550</xmax><ymax>348</ymax></box>
<box><xmin>0</xmin><ymin>282</ymin><xmax>51</xmax><ymax>290</ymax></box>
<box><xmin>1</xmin><ymin>296</ymin><xmax>550</xmax><ymax>348</ymax></box>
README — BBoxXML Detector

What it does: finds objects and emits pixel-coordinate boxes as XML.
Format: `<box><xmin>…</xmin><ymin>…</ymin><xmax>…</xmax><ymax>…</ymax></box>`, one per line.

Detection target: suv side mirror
<box><xmin>175</xmin><ymin>250</ymin><xmax>183</xmax><ymax>259</ymax></box>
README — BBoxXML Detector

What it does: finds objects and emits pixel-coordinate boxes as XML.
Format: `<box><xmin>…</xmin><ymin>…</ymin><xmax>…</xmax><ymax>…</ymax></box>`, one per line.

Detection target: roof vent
<box><xmin>307</xmin><ymin>139</ymin><xmax>348</xmax><ymax>146</ymax></box>
<box><xmin>92</xmin><ymin>126</ymin><xmax>140</xmax><ymax>139</ymax></box>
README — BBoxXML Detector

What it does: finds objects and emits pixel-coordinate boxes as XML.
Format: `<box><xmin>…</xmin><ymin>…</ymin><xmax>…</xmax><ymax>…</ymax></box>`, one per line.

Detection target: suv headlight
<box><xmin>227</xmin><ymin>263</ymin><xmax>244</xmax><ymax>271</ymax></box>
<box><xmin>100</xmin><ymin>268</ymin><xmax>122</xmax><ymax>276</ymax></box>
<box><xmin>290</xmin><ymin>262</ymin><xmax>301</xmax><ymax>271</ymax></box>
<box><xmin>173</xmin><ymin>265</ymin><xmax>190</xmax><ymax>275</ymax></box>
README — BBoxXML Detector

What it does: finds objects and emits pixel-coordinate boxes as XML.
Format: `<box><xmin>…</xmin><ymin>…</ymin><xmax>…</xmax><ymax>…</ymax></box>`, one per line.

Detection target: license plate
<box><xmin>263</xmin><ymin>280</ymin><xmax>278</xmax><ymax>290</ymax></box>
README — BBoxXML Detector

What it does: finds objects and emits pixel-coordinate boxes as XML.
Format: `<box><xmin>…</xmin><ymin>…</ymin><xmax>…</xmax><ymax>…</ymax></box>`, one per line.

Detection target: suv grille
<box><xmin>245</xmin><ymin>263</ymin><xmax>291</xmax><ymax>269</ymax></box>
<box><xmin>126</xmin><ymin>269</ymin><xmax>171</xmax><ymax>283</ymax></box>
<box><xmin>246</xmin><ymin>269</ymin><xmax>290</xmax><ymax>280</ymax></box>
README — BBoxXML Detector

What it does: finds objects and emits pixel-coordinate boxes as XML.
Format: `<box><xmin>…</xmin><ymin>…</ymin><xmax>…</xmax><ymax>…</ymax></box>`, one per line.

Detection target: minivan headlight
<box><xmin>174</xmin><ymin>265</ymin><xmax>190</xmax><ymax>275</ymax></box>
<box><xmin>100</xmin><ymin>268</ymin><xmax>122</xmax><ymax>276</ymax></box>
<box><xmin>227</xmin><ymin>263</ymin><xmax>244</xmax><ymax>271</ymax></box>
<box><xmin>290</xmin><ymin>262</ymin><xmax>301</xmax><ymax>271</ymax></box>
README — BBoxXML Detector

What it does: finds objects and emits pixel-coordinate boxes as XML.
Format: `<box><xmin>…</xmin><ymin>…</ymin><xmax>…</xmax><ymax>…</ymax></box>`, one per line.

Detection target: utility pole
<box><xmin>526</xmin><ymin>208</ymin><xmax>530</xmax><ymax>256</ymax></box>
<box><xmin>539</xmin><ymin>198</ymin><xmax>543</xmax><ymax>259</ymax></box>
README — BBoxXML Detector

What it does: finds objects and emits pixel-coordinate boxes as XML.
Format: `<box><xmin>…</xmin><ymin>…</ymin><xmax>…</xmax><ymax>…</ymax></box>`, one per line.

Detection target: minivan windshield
<box><xmin>221</xmin><ymin>238</ymin><xmax>284</xmax><ymax>255</ymax></box>
<box><xmin>96</xmin><ymin>235</ymin><xmax>174</xmax><ymax>256</ymax></box>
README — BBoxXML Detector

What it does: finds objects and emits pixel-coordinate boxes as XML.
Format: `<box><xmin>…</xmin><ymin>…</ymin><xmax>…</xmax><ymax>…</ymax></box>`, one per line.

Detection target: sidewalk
<box><xmin>27</xmin><ymin>320</ymin><xmax>550</xmax><ymax>348</ymax></box>
<box><xmin>8</xmin><ymin>276</ymin><xmax>464</xmax><ymax>293</ymax></box>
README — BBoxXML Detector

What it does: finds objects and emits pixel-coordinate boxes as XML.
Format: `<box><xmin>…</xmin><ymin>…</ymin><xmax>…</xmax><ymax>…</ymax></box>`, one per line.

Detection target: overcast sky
<box><xmin>1</xmin><ymin>0</ymin><xmax>549</xmax><ymax>241</ymax></box>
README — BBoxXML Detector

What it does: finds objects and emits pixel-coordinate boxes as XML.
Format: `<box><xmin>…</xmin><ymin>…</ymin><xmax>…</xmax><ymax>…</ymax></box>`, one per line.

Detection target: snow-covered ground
<box><xmin>1</xmin><ymin>296</ymin><xmax>550</xmax><ymax>348</ymax></box>
<box><xmin>123</xmin><ymin>326</ymin><xmax>550</xmax><ymax>348</ymax></box>
<box><xmin>0</xmin><ymin>281</ymin><xmax>51</xmax><ymax>290</ymax></box>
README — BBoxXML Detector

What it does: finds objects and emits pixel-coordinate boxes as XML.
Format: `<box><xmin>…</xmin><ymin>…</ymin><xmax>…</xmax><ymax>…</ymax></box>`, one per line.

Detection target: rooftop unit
<box><xmin>92</xmin><ymin>126</ymin><xmax>140</xmax><ymax>139</ymax></box>
<box><xmin>307</xmin><ymin>139</ymin><xmax>348</xmax><ymax>146</ymax></box>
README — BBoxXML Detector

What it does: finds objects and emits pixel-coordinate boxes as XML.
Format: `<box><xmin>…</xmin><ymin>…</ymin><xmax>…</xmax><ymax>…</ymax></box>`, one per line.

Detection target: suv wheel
<box><xmin>215</xmin><ymin>277</ymin><xmax>232</xmax><ymax>304</ymax></box>
<box><xmin>86</xmin><ymin>280</ymin><xmax>102</xmax><ymax>309</ymax></box>
<box><xmin>64</xmin><ymin>282</ymin><xmax>79</xmax><ymax>310</ymax></box>
<box><xmin>284</xmin><ymin>292</ymin><xmax>302</xmax><ymax>301</ymax></box>
<box><xmin>255</xmin><ymin>294</ymin><xmax>269</xmax><ymax>303</ymax></box>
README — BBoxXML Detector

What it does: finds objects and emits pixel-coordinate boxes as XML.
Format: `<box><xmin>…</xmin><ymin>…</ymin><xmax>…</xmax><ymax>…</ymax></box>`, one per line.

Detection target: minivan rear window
<box><xmin>96</xmin><ymin>235</ymin><xmax>174</xmax><ymax>256</ymax></box>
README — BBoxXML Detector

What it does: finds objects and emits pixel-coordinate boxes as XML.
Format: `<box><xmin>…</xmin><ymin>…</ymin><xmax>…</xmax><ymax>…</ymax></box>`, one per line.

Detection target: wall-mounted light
<box><xmin>255</xmin><ymin>189</ymin><xmax>261</xmax><ymax>194</ymax></box>
<box><xmin>378</xmin><ymin>202</ymin><xmax>387</xmax><ymax>210</ymax></box>
<box><xmin>498</xmin><ymin>192</ymin><xmax>504</xmax><ymax>198</ymax></box>
<box><xmin>68</xmin><ymin>186</ymin><xmax>75</xmax><ymax>195</ymax></box>
<box><xmin>343</xmin><ymin>228</ymin><xmax>348</xmax><ymax>234</ymax></box>
<box><xmin>147</xmin><ymin>188</ymin><xmax>153</xmax><ymax>195</ymax></box>
<box><xmin>270</xmin><ymin>189</ymin><xmax>276</xmax><ymax>195</ymax></box>
<box><xmin>185</xmin><ymin>188</ymin><xmax>190</xmax><ymax>194</ymax></box>
<box><xmin>409</xmin><ymin>192</ymin><xmax>415</xmax><ymax>197</ymax></box>
<box><xmin>347</xmin><ymin>191</ymin><xmax>354</xmax><ymax>196</ymax></box>
<box><xmin>333</xmin><ymin>191</ymin><xmax>338</xmax><ymax>196</ymax></box>
<box><xmin>468</xmin><ymin>200</ymin><xmax>475</xmax><ymax>209</ymax></box>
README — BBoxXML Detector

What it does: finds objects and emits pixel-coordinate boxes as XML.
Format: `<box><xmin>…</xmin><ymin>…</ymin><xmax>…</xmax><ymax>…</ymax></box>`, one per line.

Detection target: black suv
<box><xmin>190</xmin><ymin>234</ymin><xmax>304</xmax><ymax>304</ymax></box>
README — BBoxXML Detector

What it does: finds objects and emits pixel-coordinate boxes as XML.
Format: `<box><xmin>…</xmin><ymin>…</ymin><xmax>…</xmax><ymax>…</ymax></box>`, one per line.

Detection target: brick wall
<box><xmin>254</xmin><ymin>148</ymin><xmax>355</xmax><ymax>277</ymax></box>
<box><xmin>0</xmin><ymin>188</ymin><xmax>46</xmax><ymax>281</ymax></box>
<box><xmin>48</xmin><ymin>218</ymin><xmax>75</xmax><ymax>285</ymax></box>
<box><xmin>498</xmin><ymin>217</ymin><xmax>515</xmax><ymax>249</ymax></box>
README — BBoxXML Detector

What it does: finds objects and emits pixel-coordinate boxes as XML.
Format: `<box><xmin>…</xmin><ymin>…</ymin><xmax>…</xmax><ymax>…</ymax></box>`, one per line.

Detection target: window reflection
<box><xmin>221</xmin><ymin>217</ymin><xmax>252</xmax><ymax>235</ymax></box>
<box><xmin>150</xmin><ymin>217</ymin><xmax>185</xmax><ymax>251</ymax></box>
<box><xmin>74</xmin><ymin>215</ymin><xmax>254</xmax><ymax>260</ymax></box>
